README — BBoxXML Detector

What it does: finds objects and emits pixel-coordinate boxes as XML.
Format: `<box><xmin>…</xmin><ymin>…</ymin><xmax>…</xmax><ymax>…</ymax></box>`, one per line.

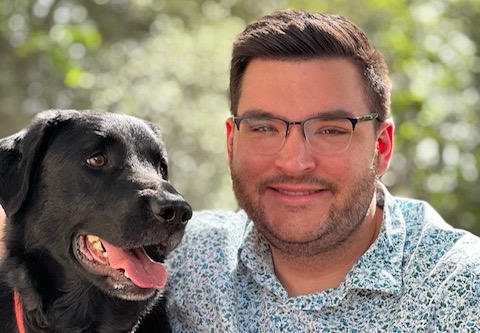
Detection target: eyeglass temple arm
<box><xmin>350</xmin><ymin>113</ymin><xmax>379</xmax><ymax>130</ymax></box>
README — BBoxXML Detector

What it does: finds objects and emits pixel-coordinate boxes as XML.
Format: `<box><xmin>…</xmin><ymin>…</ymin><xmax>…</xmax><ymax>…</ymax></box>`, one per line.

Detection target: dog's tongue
<box><xmin>101</xmin><ymin>241</ymin><xmax>168</xmax><ymax>290</ymax></box>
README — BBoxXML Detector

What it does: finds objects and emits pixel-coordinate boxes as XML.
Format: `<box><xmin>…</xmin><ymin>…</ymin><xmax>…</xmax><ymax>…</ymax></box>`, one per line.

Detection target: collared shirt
<box><xmin>166</xmin><ymin>185</ymin><xmax>480</xmax><ymax>332</ymax></box>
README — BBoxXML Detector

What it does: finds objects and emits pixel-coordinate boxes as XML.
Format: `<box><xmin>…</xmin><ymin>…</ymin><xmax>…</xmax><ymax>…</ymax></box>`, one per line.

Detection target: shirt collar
<box><xmin>344</xmin><ymin>182</ymin><xmax>405</xmax><ymax>295</ymax></box>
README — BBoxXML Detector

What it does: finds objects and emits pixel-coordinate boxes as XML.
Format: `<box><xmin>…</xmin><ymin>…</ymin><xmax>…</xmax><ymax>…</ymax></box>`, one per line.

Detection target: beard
<box><xmin>230</xmin><ymin>158</ymin><xmax>378</xmax><ymax>257</ymax></box>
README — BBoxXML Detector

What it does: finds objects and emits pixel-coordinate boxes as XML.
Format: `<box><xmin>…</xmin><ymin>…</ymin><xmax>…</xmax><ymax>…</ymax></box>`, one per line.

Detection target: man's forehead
<box><xmin>238</xmin><ymin>59</ymin><xmax>368</xmax><ymax>119</ymax></box>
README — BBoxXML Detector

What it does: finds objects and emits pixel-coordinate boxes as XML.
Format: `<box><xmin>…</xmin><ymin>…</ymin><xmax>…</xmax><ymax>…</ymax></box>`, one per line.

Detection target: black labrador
<box><xmin>0</xmin><ymin>110</ymin><xmax>192</xmax><ymax>332</ymax></box>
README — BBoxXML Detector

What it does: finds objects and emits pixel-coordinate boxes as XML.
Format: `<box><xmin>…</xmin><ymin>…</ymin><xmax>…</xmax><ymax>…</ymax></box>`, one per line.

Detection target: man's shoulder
<box><xmin>411</xmin><ymin>232</ymin><xmax>480</xmax><ymax>329</ymax></box>
<box><xmin>442</xmin><ymin>232</ymin><xmax>480</xmax><ymax>271</ymax></box>
<box><xmin>392</xmin><ymin>196</ymin><xmax>480</xmax><ymax>281</ymax></box>
<box><xmin>392</xmin><ymin>196</ymin><xmax>478</xmax><ymax>243</ymax></box>
<box><xmin>385</xmin><ymin>194</ymin><xmax>480</xmax><ymax>273</ymax></box>
<box><xmin>382</xmin><ymin>196</ymin><xmax>480</xmax><ymax>328</ymax></box>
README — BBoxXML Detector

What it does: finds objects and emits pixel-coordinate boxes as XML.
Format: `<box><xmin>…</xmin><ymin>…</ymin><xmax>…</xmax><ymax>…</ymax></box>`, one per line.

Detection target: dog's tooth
<box><xmin>124</xmin><ymin>271</ymin><xmax>130</xmax><ymax>279</ymax></box>
<box><xmin>87</xmin><ymin>235</ymin><xmax>100</xmax><ymax>243</ymax></box>
<box><xmin>93</xmin><ymin>241</ymin><xmax>105</xmax><ymax>252</ymax></box>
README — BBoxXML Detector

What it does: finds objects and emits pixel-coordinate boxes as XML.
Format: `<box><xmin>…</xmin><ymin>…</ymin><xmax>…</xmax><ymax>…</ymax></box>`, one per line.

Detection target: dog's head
<box><xmin>0</xmin><ymin>110</ymin><xmax>192</xmax><ymax>302</ymax></box>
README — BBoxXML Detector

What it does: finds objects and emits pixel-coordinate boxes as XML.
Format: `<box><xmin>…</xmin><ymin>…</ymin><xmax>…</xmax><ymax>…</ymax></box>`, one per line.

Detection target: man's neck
<box><xmin>271</xmin><ymin>204</ymin><xmax>383</xmax><ymax>297</ymax></box>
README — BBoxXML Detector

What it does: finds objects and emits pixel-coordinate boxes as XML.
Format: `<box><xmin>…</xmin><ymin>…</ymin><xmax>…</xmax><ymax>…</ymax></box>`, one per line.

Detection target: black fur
<box><xmin>0</xmin><ymin>110</ymin><xmax>192</xmax><ymax>333</ymax></box>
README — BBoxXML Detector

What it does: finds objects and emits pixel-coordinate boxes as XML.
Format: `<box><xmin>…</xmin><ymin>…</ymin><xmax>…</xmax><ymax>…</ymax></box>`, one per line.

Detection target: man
<box><xmin>165</xmin><ymin>9</ymin><xmax>480</xmax><ymax>332</ymax></box>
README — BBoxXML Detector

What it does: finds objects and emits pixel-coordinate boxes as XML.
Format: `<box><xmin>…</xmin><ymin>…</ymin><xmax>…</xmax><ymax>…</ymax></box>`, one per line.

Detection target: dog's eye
<box><xmin>86</xmin><ymin>154</ymin><xmax>107</xmax><ymax>168</ymax></box>
<box><xmin>160</xmin><ymin>163</ymin><xmax>168</xmax><ymax>179</ymax></box>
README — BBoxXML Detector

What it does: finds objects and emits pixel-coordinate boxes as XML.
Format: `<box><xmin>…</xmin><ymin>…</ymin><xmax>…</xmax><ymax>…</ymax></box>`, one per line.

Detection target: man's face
<box><xmin>226</xmin><ymin>58</ymin><xmax>393</xmax><ymax>256</ymax></box>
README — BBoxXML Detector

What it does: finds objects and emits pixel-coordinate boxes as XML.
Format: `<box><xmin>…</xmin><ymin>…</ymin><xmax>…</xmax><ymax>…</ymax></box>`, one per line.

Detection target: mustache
<box><xmin>258</xmin><ymin>175</ymin><xmax>338</xmax><ymax>193</ymax></box>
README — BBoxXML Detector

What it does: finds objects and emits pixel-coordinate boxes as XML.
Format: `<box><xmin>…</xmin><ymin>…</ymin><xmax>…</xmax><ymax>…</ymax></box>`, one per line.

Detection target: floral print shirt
<box><xmin>166</xmin><ymin>184</ymin><xmax>480</xmax><ymax>332</ymax></box>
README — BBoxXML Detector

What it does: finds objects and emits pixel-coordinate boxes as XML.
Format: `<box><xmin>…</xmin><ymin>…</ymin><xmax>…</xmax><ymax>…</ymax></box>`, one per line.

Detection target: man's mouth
<box><xmin>276</xmin><ymin>189</ymin><xmax>320</xmax><ymax>196</ymax></box>
<box><xmin>261</xmin><ymin>175</ymin><xmax>335</xmax><ymax>196</ymax></box>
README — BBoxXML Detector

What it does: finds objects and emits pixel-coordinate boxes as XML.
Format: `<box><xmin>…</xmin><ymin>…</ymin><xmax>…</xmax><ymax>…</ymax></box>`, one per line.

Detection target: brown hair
<box><xmin>230</xmin><ymin>10</ymin><xmax>391</xmax><ymax>120</ymax></box>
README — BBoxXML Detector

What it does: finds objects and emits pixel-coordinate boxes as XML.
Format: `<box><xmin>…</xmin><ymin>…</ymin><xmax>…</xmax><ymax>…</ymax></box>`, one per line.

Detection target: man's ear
<box><xmin>376</xmin><ymin>119</ymin><xmax>394</xmax><ymax>177</ymax></box>
<box><xmin>225</xmin><ymin>117</ymin><xmax>235</xmax><ymax>167</ymax></box>
<box><xmin>0</xmin><ymin>110</ymin><xmax>75</xmax><ymax>217</ymax></box>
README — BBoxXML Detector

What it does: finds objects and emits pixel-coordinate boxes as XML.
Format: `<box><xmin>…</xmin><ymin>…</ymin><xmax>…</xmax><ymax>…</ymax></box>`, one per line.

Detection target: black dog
<box><xmin>0</xmin><ymin>110</ymin><xmax>192</xmax><ymax>332</ymax></box>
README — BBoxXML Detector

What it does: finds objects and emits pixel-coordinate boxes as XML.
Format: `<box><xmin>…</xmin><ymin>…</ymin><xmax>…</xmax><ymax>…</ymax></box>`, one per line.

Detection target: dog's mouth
<box><xmin>73</xmin><ymin>234</ymin><xmax>169</xmax><ymax>300</ymax></box>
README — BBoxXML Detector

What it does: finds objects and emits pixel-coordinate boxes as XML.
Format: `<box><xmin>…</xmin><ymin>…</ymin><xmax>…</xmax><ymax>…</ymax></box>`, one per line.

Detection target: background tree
<box><xmin>1</xmin><ymin>0</ymin><xmax>479</xmax><ymax>234</ymax></box>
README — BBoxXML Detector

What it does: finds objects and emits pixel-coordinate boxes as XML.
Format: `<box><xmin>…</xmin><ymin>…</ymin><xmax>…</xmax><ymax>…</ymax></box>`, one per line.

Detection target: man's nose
<box><xmin>274</xmin><ymin>125</ymin><xmax>316</xmax><ymax>175</ymax></box>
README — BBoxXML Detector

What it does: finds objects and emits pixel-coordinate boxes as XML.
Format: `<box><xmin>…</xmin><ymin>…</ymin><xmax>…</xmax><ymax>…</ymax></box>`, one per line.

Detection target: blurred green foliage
<box><xmin>0</xmin><ymin>0</ymin><xmax>479</xmax><ymax>235</ymax></box>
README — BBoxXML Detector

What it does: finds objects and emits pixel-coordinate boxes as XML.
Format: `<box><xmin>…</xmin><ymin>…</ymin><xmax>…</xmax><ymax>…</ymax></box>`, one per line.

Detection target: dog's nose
<box><xmin>150</xmin><ymin>197</ymin><xmax>192</xmax><ymax>225</ymax></box>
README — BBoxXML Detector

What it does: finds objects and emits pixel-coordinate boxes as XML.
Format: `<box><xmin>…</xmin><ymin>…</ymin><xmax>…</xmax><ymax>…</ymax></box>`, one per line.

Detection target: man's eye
<box><xmin>250</xmin><ymin>125</ymin><xmax>278</xmax><ymax>133</ymax></box>
<box><xmin>86</xmin><ymin>153</ymin><xmax>107</xmax><ymax>167</ymax></box>
<box><xmin>314</xmin><ymin>128</ymin><xmax>349</xmax><ymax>136</ymax></box>
<box><xmin>247</xmin><ymin>120</ymin><xmax>283</xmax><ymax>134</ymax></box>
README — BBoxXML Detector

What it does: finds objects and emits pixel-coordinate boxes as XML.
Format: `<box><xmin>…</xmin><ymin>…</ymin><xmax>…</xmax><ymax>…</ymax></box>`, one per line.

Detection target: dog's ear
<box><xmin>0</xmin><ymin>110</ymin><xmax>76</xmax><ymax>217</ymax></box>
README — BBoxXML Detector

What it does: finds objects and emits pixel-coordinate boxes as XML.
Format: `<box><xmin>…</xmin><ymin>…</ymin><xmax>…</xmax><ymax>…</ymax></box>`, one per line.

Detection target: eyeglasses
<box><xmin>232</xmin><ymin>113</ymin><xmax>379</xmax><ymax>155</ymax></box>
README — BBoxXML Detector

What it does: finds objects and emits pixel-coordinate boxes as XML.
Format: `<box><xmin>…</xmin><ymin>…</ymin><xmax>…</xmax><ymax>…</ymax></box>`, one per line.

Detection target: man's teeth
<box><xmin>279</xmin><ymin>190</ymin><xmax>316</xmax><ymax>196</ymax></box>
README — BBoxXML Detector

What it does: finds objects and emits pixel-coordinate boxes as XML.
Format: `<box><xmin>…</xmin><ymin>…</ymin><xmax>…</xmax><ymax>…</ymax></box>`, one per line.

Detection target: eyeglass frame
<box><xmin>231</xmin><ymin>112</ymin><xmax>380</xmax><ymax>154</ymax></box>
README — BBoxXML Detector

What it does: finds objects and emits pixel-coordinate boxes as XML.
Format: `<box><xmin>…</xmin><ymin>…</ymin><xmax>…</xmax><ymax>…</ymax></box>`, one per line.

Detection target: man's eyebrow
<box><xmin>237</xmin><ymin>109</ymin><xmax>275</xmax><ymax>118</ymax></box>
<box><xmin>313</xmin><ymin>109</ymin><xmax>357</xmax><ymax>119</ymax></box>
<box><xmin>237</xmin><ymin>108</ymin><xmax>357</xmax><ymax>120</ymax></box>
